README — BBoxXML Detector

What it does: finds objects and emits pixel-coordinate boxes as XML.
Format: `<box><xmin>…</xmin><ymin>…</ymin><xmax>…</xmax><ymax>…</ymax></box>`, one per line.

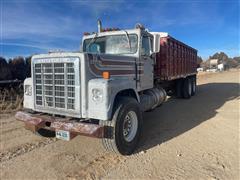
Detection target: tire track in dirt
<box><xmin>200</xmin><ymin>152</ymin><xmax>230</xmax><ymax>179</ymax></box>
<box><xmin>1</xmin><ymin>127</ymin><xmax>23</xmax><ymax>135</ymax></box>
<box><xmin>66</xmin><ymin>151</ymin><xmax>148</xmax><ymax>179</ymax></box>
<box><xmin>0</xmin><ymin>119</ymin><xmax>16</xmax><ymax>125</ymax></box>
<box><xmin>1</xmin><ymin>131</ymin><xmax>31</xmax><ymax>142</ymax></box>
<box><xmin>66</xmin><ymin>153</ymin><xmax>127</xmax><ymax>179</ymax></box>
<box><xmin>0</xmin><ymin>138</ymin><xmax>58</xmax><ymax>163</ymax></box>
<box><xmin>0</xmin><ymin>126</ymin><xmax>34</xmax><ymax>142</ymax></box>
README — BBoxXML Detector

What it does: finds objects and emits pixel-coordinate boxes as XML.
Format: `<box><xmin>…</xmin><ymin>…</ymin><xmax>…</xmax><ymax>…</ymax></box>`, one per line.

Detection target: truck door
<box><xmin>139</xmin><ymin>35</ymin><xmax>154</xmax><ymax>90</ymax></box>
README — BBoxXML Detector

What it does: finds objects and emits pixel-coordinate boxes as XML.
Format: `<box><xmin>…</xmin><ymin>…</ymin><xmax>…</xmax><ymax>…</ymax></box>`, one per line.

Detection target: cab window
<box><xmin>141</xmin><ymin>36</ymin><xmax>150</xmax><ymax>56</ymax></box>
<box><xmin>83</xmin><ymin>34</ymin><xmax>138</xmax><ymax>55</ymax></box>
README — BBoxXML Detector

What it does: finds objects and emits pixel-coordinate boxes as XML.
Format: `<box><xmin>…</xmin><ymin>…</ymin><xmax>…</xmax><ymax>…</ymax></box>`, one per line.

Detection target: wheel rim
<box><xmin>122</xmin><ymin>111</ymin><xmax>138</xmax><ymax>142</ymax></box>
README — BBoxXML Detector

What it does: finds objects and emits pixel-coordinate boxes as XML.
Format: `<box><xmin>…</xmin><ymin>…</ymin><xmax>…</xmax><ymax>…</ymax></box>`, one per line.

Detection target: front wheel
<box><xmin>100</xmin><ymin>97</ymin><xmax>143</xmax><ymax>155</ymax></box>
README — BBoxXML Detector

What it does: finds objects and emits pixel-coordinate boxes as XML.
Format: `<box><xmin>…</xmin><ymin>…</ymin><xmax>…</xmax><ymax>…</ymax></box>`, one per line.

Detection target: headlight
<box><xmin>24</xmin><ymin>85</ymin><xmax>32</xmax><ymax>96</ymax></box>
<box><xmin>92</xmin><ymin>88</ymin><xmax>103</xmax><ymax>102</ymax></box>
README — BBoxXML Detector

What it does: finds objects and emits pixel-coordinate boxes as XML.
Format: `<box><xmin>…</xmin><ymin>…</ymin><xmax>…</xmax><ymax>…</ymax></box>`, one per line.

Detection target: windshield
<box><xmin>83</xmin><ymin>34</ymin><xmax>138</xmax><ymax>55</ymax></box>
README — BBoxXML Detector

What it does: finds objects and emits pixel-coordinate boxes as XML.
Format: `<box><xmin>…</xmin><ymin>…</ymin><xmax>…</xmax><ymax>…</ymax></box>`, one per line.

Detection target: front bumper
<box><xmin>15</xmin><ymin>111</ymin><xmax>105</xmax><ymax>139</ymax></box>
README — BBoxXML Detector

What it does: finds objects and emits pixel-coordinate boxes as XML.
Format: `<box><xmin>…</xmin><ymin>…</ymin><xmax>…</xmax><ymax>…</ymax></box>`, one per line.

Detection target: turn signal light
<box><xmin>102</xmin><ymin>28</ymin><xmax>120</xmax><ymax>32</ymax></box>
<box><xmin>103</xmin><ymin>71</ymin><xmax>110</xmax><ymax>79</ymax></box>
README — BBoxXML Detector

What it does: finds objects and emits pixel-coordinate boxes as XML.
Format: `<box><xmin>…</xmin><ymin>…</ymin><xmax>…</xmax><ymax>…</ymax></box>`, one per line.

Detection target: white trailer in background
<box><xmin>217</xmin><ymin>63</ymin><xmax>224</xmax><ymax>71</ymax></box>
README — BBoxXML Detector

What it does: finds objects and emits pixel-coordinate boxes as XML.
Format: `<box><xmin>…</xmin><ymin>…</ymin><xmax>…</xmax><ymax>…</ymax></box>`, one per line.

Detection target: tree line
<box><xmin>0</xmin><ymin>56</ymin><xmax>31</xmax><ymax>81</ymax></box>
<box><xmin>197</xmin><ymin>52</ymin><xmax>240</xmax><ymax>69</ymax></box>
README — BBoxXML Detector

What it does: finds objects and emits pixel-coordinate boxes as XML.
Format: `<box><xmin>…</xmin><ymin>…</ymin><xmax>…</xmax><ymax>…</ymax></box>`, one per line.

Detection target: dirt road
<box><xmin>0</xmin><ymin>70</ymin><xmax>239</xmax><ymax>180</ymax></box>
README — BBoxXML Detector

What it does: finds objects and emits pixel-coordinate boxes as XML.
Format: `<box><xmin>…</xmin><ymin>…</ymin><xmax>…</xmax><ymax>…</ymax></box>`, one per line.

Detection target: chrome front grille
<box><xmin>34</xmin><ymin>62</ymin><xmax>75</xmax><ymax>110</ymax></box>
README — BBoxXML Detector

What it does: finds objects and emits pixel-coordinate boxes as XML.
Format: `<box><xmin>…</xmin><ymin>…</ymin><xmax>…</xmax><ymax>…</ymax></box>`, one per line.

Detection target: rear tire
<box><xmin>176</xmin><ymin>79</ymin><xmax>183</xmax><ymax>98</ymax></box>
<box><xmin>183</xmin><ymin>77</ymin><xmax>192</xmax><ymax>99</ymax></box>
<box><xmin>191</xmin><ymin>75</ymin><xmax>197</xmax><ymax>96</ymax></box>
<box><xmin>100</xmin><ymin>97</ymin><xmax>143</xmax><ymax>155</ymax></box>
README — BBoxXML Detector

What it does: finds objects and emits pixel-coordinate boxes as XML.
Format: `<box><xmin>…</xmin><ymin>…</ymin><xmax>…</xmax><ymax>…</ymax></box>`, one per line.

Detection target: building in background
<box><xmin>207</xmin><ymin>59</ymin><xmax>225</xmax><ymax>72</ymax></box>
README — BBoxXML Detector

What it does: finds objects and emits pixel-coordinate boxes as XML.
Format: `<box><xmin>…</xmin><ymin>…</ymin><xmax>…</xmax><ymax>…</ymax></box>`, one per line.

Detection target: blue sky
<box><xmin>0</xmin><ymin>0</ymin><xmax>239</xmax><ymax>60</ymax></box>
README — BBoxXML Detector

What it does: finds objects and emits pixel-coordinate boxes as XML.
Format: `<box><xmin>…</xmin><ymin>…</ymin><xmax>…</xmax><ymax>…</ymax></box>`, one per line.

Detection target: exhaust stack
<box><xmin>97</xmin><ymin>19</ymin><xmax>102</xmax><ymax>33</ymax></box>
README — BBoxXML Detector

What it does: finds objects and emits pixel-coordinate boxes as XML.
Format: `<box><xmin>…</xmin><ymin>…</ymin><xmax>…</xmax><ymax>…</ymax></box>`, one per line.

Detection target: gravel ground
<box><xmin>0</xmin><ymin>70</ymin><xmax>239</xmax><ymax>180</ymax></box>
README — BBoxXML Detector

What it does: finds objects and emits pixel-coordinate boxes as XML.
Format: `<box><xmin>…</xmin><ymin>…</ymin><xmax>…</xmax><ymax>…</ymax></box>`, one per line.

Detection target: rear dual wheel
<box><xmin>191</xmin><ymin>75</ymin><xmax>197</xmax><ymax>96</ymax></box>
<box><xmin>176</xmin><ymin>76</ymin><xmax>196</xmax><ymax>99</ymax></box>
<box><xmin>183</xmin><ymin>77</ymin><xmax>192</xmax><ymax>99</ymax></box>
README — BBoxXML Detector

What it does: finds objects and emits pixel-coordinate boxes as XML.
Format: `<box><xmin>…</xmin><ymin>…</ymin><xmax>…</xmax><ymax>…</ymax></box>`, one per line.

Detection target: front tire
<box><xmin>100</xmin><ymin>97</ymin><xmax>143</xmax><ymax>155</ymax></box>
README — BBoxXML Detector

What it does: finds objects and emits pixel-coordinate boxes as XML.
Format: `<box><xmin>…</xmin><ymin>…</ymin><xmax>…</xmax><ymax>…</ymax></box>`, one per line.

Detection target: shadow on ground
<box><xmin>136</xmin><ymin>82</ymin><xmax>239</xmax><ymax>153</ymax></box>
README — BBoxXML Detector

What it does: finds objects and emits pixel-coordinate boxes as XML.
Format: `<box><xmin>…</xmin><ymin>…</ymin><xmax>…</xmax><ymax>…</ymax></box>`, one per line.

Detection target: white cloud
<box><xmin>0</xmin><ymin>42</ymin><xmax>55</xmax><ymax>50</ymax></box>
<box><xmin>3</xmin><ymin>3</ymin><xmax>81</xmax><ymax>39</ymax></box>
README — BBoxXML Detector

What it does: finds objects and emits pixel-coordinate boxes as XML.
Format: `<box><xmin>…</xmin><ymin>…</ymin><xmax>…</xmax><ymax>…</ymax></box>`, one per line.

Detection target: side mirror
<box><xmin>152</xmin><ymin>34</ymin><xmax>160</xmax><ymax>53</ymax></box>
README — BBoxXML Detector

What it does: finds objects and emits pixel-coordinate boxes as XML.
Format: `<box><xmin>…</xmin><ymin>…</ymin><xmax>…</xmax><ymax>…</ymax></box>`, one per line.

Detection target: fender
<box><xmin>88</xmin><ymin>78</ymin><xmax>139</xmax><ymax>120</ymax></box>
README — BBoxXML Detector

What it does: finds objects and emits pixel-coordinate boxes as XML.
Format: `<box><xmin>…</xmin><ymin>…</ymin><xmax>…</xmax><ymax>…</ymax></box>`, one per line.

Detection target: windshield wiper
<box><xmin>123</xmin><ymin>30</ymin><xmax>132</xmax><ymax>52</ymax></box>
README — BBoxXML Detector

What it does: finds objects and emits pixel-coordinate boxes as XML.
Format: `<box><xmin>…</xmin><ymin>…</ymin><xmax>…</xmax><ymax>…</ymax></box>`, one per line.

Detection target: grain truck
<box><xmin>16</xmin><ymin>21</ymin><xmax>197</xmax><ymax>155</ymax></box>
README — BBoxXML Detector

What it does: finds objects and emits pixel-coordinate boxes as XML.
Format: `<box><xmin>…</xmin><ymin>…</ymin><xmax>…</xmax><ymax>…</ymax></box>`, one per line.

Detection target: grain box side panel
<box><xmin>154</xmin><ymin>35</ymin><xmax>197</xmax><ymax>81</ymax></box>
